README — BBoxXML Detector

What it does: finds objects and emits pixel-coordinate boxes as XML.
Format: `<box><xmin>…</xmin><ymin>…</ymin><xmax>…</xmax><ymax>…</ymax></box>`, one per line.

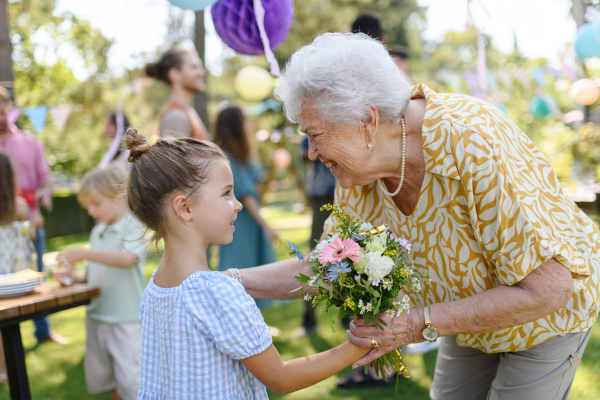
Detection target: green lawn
<box><xmin>1</xmin><ymin>204</ymin><xmax>599</xmax><ymax>399</ymax></box>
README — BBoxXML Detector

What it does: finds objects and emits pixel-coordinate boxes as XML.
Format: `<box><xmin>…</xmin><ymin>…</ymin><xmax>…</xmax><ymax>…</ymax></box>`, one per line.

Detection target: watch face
<box><xmin>423</xmin><ymin>327</ymin><xmax>439</xmax><ymax>341</ymax></box>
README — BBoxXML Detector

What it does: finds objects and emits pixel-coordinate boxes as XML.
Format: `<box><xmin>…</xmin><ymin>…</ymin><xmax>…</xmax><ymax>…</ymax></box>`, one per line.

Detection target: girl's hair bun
<box><xmin>122</xmin><ymin>127</ymin><xmax>151</xmax><ymax>162</ymax></box>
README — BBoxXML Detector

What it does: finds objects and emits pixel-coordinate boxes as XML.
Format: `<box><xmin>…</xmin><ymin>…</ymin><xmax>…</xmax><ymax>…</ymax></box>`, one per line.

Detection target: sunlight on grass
<box><xmin>1</xmin><ymin>204</ymin><xmax>598</xmax><ymax>399</ymax></box>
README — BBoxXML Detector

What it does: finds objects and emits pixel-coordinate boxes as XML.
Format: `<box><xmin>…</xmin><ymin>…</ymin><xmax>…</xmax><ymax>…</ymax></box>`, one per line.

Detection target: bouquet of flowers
<box><xmin>288</xmin><ymin>204</ymin><xmax>429</xmax><ymax>385</ymax></box>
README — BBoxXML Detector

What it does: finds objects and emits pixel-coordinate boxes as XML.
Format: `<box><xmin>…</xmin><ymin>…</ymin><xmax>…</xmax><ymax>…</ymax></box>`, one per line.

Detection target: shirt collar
<box><xmin>100</xmin><ymin>214</ymin><xmax>128</xmax><ymax>235</ymax></box>
<box><xmin>411</xmin><ymin>84</ymin><xmax>460</xmax><ymax>181</ymax></box>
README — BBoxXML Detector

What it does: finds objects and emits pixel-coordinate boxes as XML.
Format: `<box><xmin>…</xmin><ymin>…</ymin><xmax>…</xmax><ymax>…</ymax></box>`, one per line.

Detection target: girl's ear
<box><xmin>171</xmin><ymin>194</ymin><xmax>193</xmax><ymax>222</ymax></box>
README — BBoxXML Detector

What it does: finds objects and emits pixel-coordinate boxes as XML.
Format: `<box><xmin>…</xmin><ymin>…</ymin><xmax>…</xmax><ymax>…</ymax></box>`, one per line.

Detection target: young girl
<box><xmin>122</xmin><ymin>128</ymin><xmax>371</xmax><ymax>398</ymax></box>
<box><xmin>0</xmin><ymin>152</ymin><xmax>43</xmax><ymax>384</ymax></box>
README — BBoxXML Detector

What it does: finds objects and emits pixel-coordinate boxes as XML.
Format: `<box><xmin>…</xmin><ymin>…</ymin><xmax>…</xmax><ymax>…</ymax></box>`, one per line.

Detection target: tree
<box><xmin>9</xmin><ymin>0</ymin><xmax>116</xmax><ymax>177</ymax></box>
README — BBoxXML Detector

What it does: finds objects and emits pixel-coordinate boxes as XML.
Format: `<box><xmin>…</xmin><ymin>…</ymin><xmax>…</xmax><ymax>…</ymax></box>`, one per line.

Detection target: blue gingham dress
<box><xmin>137</xmin><ymin>271</ymin><xmax>272</xmax><ymax>399</ymax></box>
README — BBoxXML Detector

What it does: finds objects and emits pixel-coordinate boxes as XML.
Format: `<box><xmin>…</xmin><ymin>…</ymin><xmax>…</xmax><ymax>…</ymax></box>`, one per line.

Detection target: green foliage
<box><xmin>9</xmin><ymin>0</ymin><xmax>114</xmax><ymax>177</ymax></box>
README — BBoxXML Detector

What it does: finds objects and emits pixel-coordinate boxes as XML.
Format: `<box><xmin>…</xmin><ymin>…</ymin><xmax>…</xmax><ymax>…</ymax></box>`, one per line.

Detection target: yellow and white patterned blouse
<box><xmin>324</xmin><ymin>84</ymin><xmax>600</xmax><ymax>353</ymax></box>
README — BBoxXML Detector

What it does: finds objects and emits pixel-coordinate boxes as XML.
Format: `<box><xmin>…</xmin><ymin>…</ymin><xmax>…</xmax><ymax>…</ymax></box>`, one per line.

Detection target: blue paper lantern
<box><xmin>529</xmin><ymin>96</ymin><xmax>554</xmax><ymax>121</ymax></box>
<box><xmin>575</xmin><ymin>23</ymin><xmax>600</xmax><ymax>59</ymax></box>
<box><xmin>168</xmin><ymin>0</ymin><xmax>217</xmax><ymax>11</ymax></box>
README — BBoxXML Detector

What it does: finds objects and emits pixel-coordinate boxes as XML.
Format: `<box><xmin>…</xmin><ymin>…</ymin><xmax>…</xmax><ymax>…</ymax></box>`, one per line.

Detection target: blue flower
<box><xmin>352</xmin><ymin>233</ymin><xmax>366</xmax><ymax>242</ymax></box>
<box><xmin>288</xmin><ymin>241</ymin><xmax>304</xmax><ymax>262</ymax></box>
<box><xmin>327</xmin><ymin>261</ymin><xmax>351</xmax><ymax>282</ymax></box>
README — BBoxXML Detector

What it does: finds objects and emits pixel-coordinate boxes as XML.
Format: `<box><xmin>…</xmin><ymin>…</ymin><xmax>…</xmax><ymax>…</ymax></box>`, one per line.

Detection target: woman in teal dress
<box><xmin>214</xmin><ymin>105</ymin><xmax>278</xmax><ymax>309</ymax></box>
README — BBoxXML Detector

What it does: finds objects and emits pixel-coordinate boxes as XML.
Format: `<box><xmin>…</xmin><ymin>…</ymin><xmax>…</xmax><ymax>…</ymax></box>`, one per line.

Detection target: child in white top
<box><xmin>56</xmin><ymin>163</ymin><xmax>147</xmax><ymax>400</ymax></box>
<box><xmin>121</xmin><ymin>128</ymin><xmax>371</xmax><ymax>399</ymax></box>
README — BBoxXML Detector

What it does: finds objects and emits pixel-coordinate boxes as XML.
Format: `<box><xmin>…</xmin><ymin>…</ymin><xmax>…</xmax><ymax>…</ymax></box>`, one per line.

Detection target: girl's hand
<box><xmin>56</xmin><ymin>249</ymin><xmax>84</xmax><ymax>269</ymax></box>
<box><xmin>346</xmin><ymin>309</ymin><xmax>425</xmax><ymax>368</ymax></box>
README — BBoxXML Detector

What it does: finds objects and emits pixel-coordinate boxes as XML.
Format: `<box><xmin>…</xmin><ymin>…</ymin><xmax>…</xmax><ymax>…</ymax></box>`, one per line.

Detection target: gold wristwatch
<box><xmin>422</xmin><ymin>305</ymin><xmax>439</xmax><ymax>342</ymax></box>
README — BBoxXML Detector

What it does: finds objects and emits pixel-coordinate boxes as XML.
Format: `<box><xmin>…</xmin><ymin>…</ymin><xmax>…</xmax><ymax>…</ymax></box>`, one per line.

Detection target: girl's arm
<box><xmin>57</xmin><ymin>249</ymin><xmax>138</xmax><ymax>269</ymax></box>
<box><xmin>241</xmin><ymin>341</ymin><xmax>370</xmax><ymax>395</ymax></box>
<box><xmin>239</xmin><ymin>195</ymin><xmax>279</xmax><ymax>242</ymax></box>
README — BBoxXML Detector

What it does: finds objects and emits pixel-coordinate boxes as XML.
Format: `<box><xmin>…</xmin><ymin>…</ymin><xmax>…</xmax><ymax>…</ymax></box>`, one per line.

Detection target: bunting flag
<box><xmin>531</xmin><ymin>68</ymin><xmax>547</xmax><ymax>87</ymax></box>
<box><xmin>487</xmin><ymin>71</ymin><xmax>499</xmax><ymax>91</ymax></box>
<box><xmin>49</xmin><ymin>105</ymin><xmax>73</xmax><ymax>132</ymax></box>
<box><xmin>9</xmin><ymin>106</ymin><xmax>20</xmax><ymax>125</ymax></box>
<box><xmin>24</xmin><ymin>106</ymin><xmax>48</xmax><ymax>134</ymax></box>
<box><xmin>514</xmin><ymin>68</ymin><xmax>530</xmax><ymax>86</ymax></box>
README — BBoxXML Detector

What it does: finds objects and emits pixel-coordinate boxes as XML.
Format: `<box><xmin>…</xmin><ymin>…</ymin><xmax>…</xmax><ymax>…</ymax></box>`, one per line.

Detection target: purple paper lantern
<box><xmin>211</xmin><ymin>0</ymin><xmax>294</xmax><ymax>56</ymax></box>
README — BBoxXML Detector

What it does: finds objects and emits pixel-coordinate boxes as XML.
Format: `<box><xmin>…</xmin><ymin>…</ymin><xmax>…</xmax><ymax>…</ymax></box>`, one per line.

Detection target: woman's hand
<box><xmin>346</xmin><ymin>309</ymin><xmax>425</xmax><ymax>368</ymax></box>
<box><xmin>56</xmin><ymin>249</ymin><xmax>85</xmax><ymax>269</ymax></box>
<box><xmin>263</xmin><ymin>225</ymin><xmax>280</xmax><ymax>243</ymax></box>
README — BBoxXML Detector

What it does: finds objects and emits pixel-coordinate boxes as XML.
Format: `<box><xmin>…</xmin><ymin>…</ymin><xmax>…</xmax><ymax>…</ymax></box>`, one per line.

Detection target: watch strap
<box><xmin>424</xmin><ymin>305</ymin><xmax>431</xmax><ymax>325</ymax></box>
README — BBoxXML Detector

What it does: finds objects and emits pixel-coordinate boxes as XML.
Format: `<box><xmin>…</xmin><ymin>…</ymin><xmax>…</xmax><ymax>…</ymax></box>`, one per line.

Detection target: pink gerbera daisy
<box><xmin>319</xmin><ymin>238</ymin><xmax>361</xmax><ymax>265</ymax></box>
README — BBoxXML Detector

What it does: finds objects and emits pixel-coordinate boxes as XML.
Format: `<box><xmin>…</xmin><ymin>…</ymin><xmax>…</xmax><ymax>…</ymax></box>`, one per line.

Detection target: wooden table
<box><xmin>0</xmin><ymin>284</ymin><xmax>101</xmax><ymax>400</ymax></box>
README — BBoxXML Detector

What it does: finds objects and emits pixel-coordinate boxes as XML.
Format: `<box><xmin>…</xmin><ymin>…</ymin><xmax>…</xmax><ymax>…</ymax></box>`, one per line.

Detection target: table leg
<box><xmin>2</xmin><ymin>324</ymin><xmax>31</xmax><ymax>400</ymax></box>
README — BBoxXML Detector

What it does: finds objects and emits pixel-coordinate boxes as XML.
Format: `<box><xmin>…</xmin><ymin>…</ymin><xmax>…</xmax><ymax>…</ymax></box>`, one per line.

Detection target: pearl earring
<box><xmin>367</xmin><ymin>141</ymin><xmax>373</xmax><ymax>149</ymax></box>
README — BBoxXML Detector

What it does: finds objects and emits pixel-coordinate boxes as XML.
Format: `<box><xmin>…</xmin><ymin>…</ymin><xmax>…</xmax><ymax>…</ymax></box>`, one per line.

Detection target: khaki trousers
<box><xmin>430</xmin><ymin>329</ymin><xmax>592</xmax><ymax>400</ymax></box>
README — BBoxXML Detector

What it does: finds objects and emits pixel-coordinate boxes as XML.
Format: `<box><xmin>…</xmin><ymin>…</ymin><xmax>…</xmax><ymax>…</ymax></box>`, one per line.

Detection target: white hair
<box><xmin>274</xmin><ymin>32</ymin><xmax>411</xmax><ymax>125</ymax></box>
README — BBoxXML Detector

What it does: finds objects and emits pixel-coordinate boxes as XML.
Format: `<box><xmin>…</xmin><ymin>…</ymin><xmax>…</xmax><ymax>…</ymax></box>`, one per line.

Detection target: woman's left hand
<box><xmin>347</xmin><ymin>310</ymin><xmax>424</xmax><ymax>368</ymax></box>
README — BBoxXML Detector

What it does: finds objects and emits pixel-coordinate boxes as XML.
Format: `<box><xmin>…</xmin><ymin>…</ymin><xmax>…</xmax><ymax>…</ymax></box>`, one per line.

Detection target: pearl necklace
<box><xmin>377</xmin><ymin>118</ymin><xmax>406</xmax><ymax>197</ymax></box>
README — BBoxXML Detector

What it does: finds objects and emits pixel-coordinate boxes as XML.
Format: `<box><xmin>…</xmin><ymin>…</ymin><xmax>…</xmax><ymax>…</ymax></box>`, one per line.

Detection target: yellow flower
<box><xmin>343</xmin><ymin>297</ymin><xmax>356</xmax><ymax>310</ymax></box>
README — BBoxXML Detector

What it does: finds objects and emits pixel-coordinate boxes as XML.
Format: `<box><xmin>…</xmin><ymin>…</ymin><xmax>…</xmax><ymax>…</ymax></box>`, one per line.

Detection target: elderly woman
<box><xmin>227</xmin><ymin>33</ymin><xmax>599</xmax><ymax>399</ymax></box>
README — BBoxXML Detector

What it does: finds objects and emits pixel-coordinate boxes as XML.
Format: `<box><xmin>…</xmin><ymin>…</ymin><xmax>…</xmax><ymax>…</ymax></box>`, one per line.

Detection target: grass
<box><xmin>1</xmin><ymin>204</ymin><xmax>599</xmax><ymax>399</ymax></box>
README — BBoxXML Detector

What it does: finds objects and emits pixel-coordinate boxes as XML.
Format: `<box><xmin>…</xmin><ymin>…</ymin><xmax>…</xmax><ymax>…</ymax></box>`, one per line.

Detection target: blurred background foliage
<box><xmin>7</xmin><ymin>0</ymin><xmax>596</xmax><ymax>185</ymax></box>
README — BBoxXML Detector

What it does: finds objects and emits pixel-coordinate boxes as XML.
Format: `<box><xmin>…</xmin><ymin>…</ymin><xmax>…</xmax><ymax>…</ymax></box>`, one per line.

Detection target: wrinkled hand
<box><xmin>56</xmin><ymin>249</ymin><xmax>83</xmax><ymax>269</ymax></box>
<box><xmin>346</xmin><ymin>310</ymin><xmax>424</xmax><ymax>368</ymax></box>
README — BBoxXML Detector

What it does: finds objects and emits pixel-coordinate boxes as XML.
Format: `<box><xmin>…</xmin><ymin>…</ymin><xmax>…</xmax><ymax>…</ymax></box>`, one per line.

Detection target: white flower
<box><xmin>308</xmin><ymin>275</ymin><xmax>319</xmax><ymax>287</ymax></box>
<box><xmin>358</xmin><ymin>299</ymin><xmax>364</xmax><ymax>308</ymax></box>
<box><xmin>304</xmin><ymin>294</ymin><xmax>313</xmax><ymax>301</ymax></box>
<box><xmin>353</xmin><ymin>249</ymin><xmax>369</xmax><ymax>274</ymax></box>
<box><xmin>383</xmin><ymin>278</ymin><xmax>392</xmax><ymax>291</ymax></box>
<box><xmin>393</xmin><ymin>299</ymin><xmax>402</xmax><ymax>308</ymax></box>
<box><xmin>385</xmin><ymin>309</ymin><xmax>395</xmax><ymax>318</ymax></box>
<box><xmin>364</xmin><ymin>252</ymin><xmax>395</xmax><ymax>280</ymax></box>
<box><xmin>401</xmin><ymin>295</ymin><xmax>410</xmax><ymax>314</ymax></box>
<box><xmin>366</xmin><ymin>237</ymin><xmax>385</xmax><ymax>253</ymax></box>
<box><xmin>359</xmin><ymin>222</ymin><xmax>373</xmax><ymax>231</ymax></box>
<box><xmin>366</xmin><ymin>302</ymin><xmax>373</xmax><ymax>312</ymax></box>
<box><xmin>371</xmin><ymin>278</ymin><xmax>381</xmax><ymax>286</ymax></box>
<box><xmin>309</xmin><ymin>255</ymin><xmax>316</xmax><ymax>262</ymax></box>
<box><xmin>360</xmin><ymin>306</ymin><xmax>366</xmax><ymax>315</ymax></box>
<box><xmin>411</xmin><ymin>277</ymin><xmax>421</xmax><ymax>292</ymax></box>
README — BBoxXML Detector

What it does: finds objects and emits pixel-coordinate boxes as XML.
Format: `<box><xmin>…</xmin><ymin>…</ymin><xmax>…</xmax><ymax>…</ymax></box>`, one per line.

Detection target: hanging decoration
<box><xmin>529</xmin><ymin>96</ymin><xmax>555</xmax><ymax>120</ymax></box>
<box><xmin>8</xmin><ymin>106</ymin><xmax>20</xmax><ymax>126</ymax></box>
<box><xmin>575</xmin><ymin>23</ymin><xmax>600</xmax><ymax>59</ymax></box>
<box><xmin>568</xmin><ymin>79</ymin><xmax>600</xmax><ymax>105</ymax></box>
<box><xmin>49</xmin><ymin>105</ymin><xmax>74</xmax><ymax>132</ymax></box>
<box><xmin>211</xmin><ymin>0</ymin><xmax>294</xmax><ymax>75</ymax></box>
<box><xmin>234</xmin><ymin>66</ymin><xmax>273</xmax><ymax>101</ymax></box>
<box><xmin>168</xmin><ymin>0</ymin><xmax>218</xmax><ymax>11</ymax></box>
<box><xmin>24</xmin><ymin>106</ymin><xmax>48</xmax><ymax>134</ymax></box>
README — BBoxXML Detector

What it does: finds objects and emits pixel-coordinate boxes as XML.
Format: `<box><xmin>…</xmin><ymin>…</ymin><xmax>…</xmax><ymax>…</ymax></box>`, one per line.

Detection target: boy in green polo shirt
<box><xmin>56</xmin><ymin>162</ymin><xmax>147</xmax><ymax>400</ymax></box>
